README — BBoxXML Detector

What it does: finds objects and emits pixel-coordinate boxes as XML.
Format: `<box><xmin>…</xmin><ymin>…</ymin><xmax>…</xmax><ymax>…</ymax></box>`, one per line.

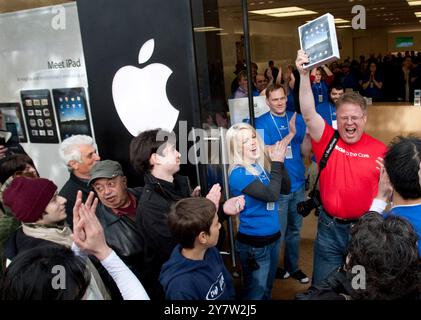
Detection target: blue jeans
<box><xmin>236</xmin><ymin>237</ymin><xmax>281</xmax><ymax>300</ymax></box>
<box><xmin>278</xmin><ymin>186</ymin><xmax>305</xmax><ymax>273</ymax></box>
<box><xmin>312</xmin><ymin>208</ymin><xmax>352</xmax><ymax>286</ymax></box>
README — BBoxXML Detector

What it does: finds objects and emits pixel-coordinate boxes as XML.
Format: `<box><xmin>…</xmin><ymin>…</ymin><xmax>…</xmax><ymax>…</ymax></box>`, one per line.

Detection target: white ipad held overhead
<box><xmin>298</xmin><ymin>13</ymin><xmax>340</xmax><ymax>70</ymax></box>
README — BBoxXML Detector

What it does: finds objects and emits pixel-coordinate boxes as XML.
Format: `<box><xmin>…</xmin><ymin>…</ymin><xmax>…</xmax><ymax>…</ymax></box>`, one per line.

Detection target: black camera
<box><xmin>297</xmin><ymin>190</ymin><xmax>321</xmax><ymax>217</ymax></box>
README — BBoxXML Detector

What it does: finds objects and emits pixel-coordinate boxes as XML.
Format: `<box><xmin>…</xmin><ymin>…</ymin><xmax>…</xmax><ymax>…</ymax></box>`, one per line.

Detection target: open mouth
<box><xmin>345</xmin><ymin>128</ymin><xmax>357</xmax><ymax>135</ymax></box>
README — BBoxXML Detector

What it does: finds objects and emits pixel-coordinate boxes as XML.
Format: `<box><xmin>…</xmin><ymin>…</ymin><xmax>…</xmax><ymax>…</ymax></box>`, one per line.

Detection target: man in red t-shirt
<box><xmin>296</xmin><ymin>50</ymin><xmax>387</xmax><ymax>286</ymax></box>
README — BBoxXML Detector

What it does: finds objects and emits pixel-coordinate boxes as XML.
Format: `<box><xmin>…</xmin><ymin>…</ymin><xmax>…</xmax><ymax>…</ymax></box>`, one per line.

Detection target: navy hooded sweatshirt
<box><xmin>159</xmin><ymin>245</ymin><xmax>235</xmax><ymax>300</ymax></box>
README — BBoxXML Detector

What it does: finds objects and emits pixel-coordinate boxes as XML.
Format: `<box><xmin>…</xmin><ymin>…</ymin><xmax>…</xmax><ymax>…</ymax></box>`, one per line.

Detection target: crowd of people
<box><xmin>230</xmin><ymin>51</ymin><xmax>421</xmax><ymax>105</ymax></box>
<box><xmin>1</xmin><ymin>49</ymin><xmax>421</xmax><ymax>301</ymax></box>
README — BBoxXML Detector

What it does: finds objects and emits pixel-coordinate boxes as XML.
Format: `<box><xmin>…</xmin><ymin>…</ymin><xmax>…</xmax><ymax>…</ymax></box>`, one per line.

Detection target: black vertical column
<box><xmin>76</xmin><ymin>0</ymin><xmax>201</xmax><ymax>186</ymax></box>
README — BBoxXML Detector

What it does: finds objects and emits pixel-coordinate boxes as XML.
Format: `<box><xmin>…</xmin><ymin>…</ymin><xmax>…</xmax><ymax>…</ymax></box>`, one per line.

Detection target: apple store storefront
<box><xmin>1</xmin><ymin>0</ymin><xmax>421</xmax><ymax>300</ymax></box>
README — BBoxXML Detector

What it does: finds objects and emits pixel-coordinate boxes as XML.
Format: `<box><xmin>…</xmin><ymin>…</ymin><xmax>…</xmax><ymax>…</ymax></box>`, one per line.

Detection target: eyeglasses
<box><xmin>338</xmin><ymin>115</ymin><xmax>364</xmax><ymax>122</ymax></box>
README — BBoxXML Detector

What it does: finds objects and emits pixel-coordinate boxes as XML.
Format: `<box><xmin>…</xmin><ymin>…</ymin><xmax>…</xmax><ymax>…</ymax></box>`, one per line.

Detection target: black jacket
<box><xmin>295</xmin><ymin>267</ymin><xmax>421</xmax><ymax>300</ymax></box>
<box><xmin>4</xmin><ymin>227</ymin><xmax>54</xmax><ymax>260</ymax></box>
<box><xmin>59</xmin><ymin>172</ymin><xmax>92</xmax><ymax>229</ymax></box>
<box><xmin>136</xmin><ymin>173</ymin><xmax>192</xmax><ymax>300</ymax></box>
<box><xmin>96</xmin><ymin>187</ymin><xmax>144</xmax><ymax>279</ymax></box>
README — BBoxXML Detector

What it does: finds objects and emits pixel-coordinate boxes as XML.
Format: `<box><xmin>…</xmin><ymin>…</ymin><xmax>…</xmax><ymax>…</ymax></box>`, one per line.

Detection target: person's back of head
<box><xmin>168</xmin><ymin>197</ymin><xmax>217</xmax><ymax>249</ymax></box>
<box><xmin>1</xmin><ymin>244</ymin><xmax>90</xmax><ymax>300</ymax></box>
<box><xmin>0</xmin><ymin>153</ymin><xmax>38</xmax><ymax>184</ymax></box>
<box><xmin>347</xmin><ymin>212</ymin><xmax>421</xmax><ymax>299</ymax></box>
<box><xmin>237</xmin><ymin>70</ymin><xmax>247</xmax><ymax>83</ymax></box>
<box><xmin>129</xmin><ymin>129</ymin><xmax>175</xmax><ymax>174</ymax></box>
<box><xmin>384</xmin><ymin>136</ymin><xmax>421</xmax><ymax>200</ymax></box>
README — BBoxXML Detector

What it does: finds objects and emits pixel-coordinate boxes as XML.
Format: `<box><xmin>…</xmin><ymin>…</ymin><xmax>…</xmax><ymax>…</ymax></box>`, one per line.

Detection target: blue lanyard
<box><xmin>315</xmin><ymin>82</ymin><xmax>323</xmax><ymax>96</ymax></box>
<box><xmin>329</xmin><ymin>103</ymin><xmax>336</xmax><ymax>122</ymax></box>
<box><xmin>256</xmin><ymin>163</ymin><xmax>269</xmax><ymax>183</ymax></box>
<box><xmin>270</xmin><ymin>112</ymin><xmax>289</xmax><ymax>140</ymax></box>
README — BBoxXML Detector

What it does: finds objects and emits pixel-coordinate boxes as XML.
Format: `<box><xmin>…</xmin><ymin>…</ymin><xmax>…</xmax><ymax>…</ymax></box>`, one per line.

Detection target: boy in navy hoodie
<box><xmin>159</xmin><ymin>197</ymin><xmax>236</xmax><ymax>300</ymax></box>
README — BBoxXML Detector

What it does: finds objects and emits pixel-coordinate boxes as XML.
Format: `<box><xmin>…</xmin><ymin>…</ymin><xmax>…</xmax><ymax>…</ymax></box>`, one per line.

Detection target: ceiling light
<box><xmin>337</xmin><ymin>25</ymin><xmax>352</xmax><ymax>28</ymax></box>
<box><xmin>388</xmin><ymin>27</ymin><xmax>421</xmax><ymax>33</ymax></box>
<box><xmin>250</xmin><ymin>6</ymin><xmax>316</xmax><ymax>17</ymax></box>
<box><xmin>334</xmin><ymin>18</ymin><xmax>350</xmax><ymax>24</ymax></box>
<box><xmin>408</xmin><ymin>1</ymin><xmax>421</xmax><ymax>5</ymax></box>
<box><xmin>415</xmin><ymin>11</ymin><xmax>421</xmax><ymax>17</ymax></box>
<box><xmin>270</xmin><ymin>10</ymin><xmax>317</xmax><ymax>17</ymax></box>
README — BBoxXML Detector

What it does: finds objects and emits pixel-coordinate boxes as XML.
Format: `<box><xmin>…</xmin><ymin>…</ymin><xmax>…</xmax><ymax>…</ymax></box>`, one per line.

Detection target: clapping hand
<box><xmin>375</xmin><ymin>157</ymin><xmax>393</xmax><ymax>202</ymax></box>
<box><xmin>206</xmin><ymin>183</ymin><xmax>222</xmax><ymax>211</ymax></box>
<box><xmin>269</xmin><ymin>139</ymin><xmax>288</xmax><ymax>162</ymax></box>
<box><xmin>223</xmin><ymin>195</ymin><xmax>245</xmax><ymax>216</ymax></box>
<box><xmin>72</xmin><ymin>191</ymin><xmax>112</xmax><ymax>261</ymax></box>
<box><xmin>288</xmin><ymin>112</ymin><xmax>297</xmax><ymax>138</ymax></box>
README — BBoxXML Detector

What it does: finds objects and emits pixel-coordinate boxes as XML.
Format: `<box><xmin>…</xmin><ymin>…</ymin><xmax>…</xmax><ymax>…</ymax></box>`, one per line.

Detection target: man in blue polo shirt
<box><xmin>255</xmin><ymin>83</ymin><xmax>312</xmax><ymax>284</ymax></box>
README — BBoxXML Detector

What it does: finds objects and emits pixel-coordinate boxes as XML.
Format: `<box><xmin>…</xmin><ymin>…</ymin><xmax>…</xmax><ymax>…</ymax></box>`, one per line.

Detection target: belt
<box><xmin>323</xmin><ymin>208</ymin><xmax>358</xmax><ymax>224</ymax></box>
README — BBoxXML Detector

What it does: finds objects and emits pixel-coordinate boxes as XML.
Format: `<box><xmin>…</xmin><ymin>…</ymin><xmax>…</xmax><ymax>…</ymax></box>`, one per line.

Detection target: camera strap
<box><xmin>311</xmin><ymin>130</ymin><xmax>339</xmax><ymax>194</ymax></box>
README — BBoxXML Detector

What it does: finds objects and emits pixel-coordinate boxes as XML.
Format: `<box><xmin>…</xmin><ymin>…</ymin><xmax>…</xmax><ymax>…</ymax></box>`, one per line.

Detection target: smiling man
<box><xmin>130</xmin><ymin>129</ymin><xmax>244</xmax><ymax>300</ymax></box>
<box><xmin>296</xmin><ymin>50</ymin><xmax>387</xmax><ymax>286</ymax></box>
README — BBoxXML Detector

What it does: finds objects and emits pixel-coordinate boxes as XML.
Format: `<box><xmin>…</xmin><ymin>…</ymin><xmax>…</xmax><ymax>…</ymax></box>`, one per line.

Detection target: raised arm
<box><xmin>288</xmin><ymin>71</ymin><xmax>296</xmax><ymax>90</ymax></box>
<box><xmin>296</xmin><ymin>50</ymin><xmax>325</xmax><ymax>142</ymax></box>
<box><xmin>322</xmin><ymin>64</ymin><xmax>333</xmax><ymax>77</ymax></box>
<box><xmin>275</xmin><ymin>65</ymin><xmax>283</xmax><ymax>85</ymax></box>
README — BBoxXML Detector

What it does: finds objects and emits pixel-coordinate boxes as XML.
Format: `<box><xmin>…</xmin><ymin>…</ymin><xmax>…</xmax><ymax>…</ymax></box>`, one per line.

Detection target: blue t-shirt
<box><xmin>255</xmin><ymin>111</ymin><xmax>306</xmax><ymax>192</ymax></box>
<box><xmin>387</xmin><ymin>204</ymin><xmax>421</xmax><ymax>256</ymax></box>
<box><xmin>286</xmin><ymin>91</ymin><xmax>296</xmax><ymax>113</ymax></box>
<box><xmin>311</xmin><ymin>81</ymin><xmax>329</xmax><ymax>106</ymax></box>
<box><xmin>316</xmin><ymin>101</ymin><xmax>336</xmax><ymax>127</ymax></box>
<box><xmin>229</xmin><ymin>164</ymin><xmax>280</xmax><ymax>236</ymax></box>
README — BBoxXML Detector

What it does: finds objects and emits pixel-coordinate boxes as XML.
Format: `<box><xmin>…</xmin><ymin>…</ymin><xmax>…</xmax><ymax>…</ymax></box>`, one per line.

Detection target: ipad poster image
<box><xmin>20</xmin><ymin>89</ymin><xmax>59</xmax><ymax>143</ymax></box>
<box><xmin>0</xmin><ymin>103</ymin><xmax>28</xmax><ymax>143</ymax></box>
<box><xmin>52</xmin><ymin>87</ymin><xmax>92</xmax><ymax>141</ymax></box>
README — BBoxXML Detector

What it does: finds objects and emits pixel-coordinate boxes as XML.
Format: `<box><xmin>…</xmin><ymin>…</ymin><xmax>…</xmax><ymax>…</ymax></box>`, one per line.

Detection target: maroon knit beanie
<box><xmin>3</xmin><ymin>177</ymin><xmax>58</xmax><ymax>223</ymax></box>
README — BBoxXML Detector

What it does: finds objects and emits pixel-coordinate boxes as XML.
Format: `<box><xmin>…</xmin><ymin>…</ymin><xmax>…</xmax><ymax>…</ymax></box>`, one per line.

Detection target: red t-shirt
<box><xmin>312</xmin><ymin>123</ymin><xmax>387</xmax><ymax>219</ymax></box>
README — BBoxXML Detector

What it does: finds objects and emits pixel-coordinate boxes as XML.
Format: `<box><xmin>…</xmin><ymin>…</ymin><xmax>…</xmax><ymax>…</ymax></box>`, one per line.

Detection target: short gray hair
<box><xmin>59</xmin><ymin>135</ymin><xmax>97</xmax><ymax>168</ymax></box>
